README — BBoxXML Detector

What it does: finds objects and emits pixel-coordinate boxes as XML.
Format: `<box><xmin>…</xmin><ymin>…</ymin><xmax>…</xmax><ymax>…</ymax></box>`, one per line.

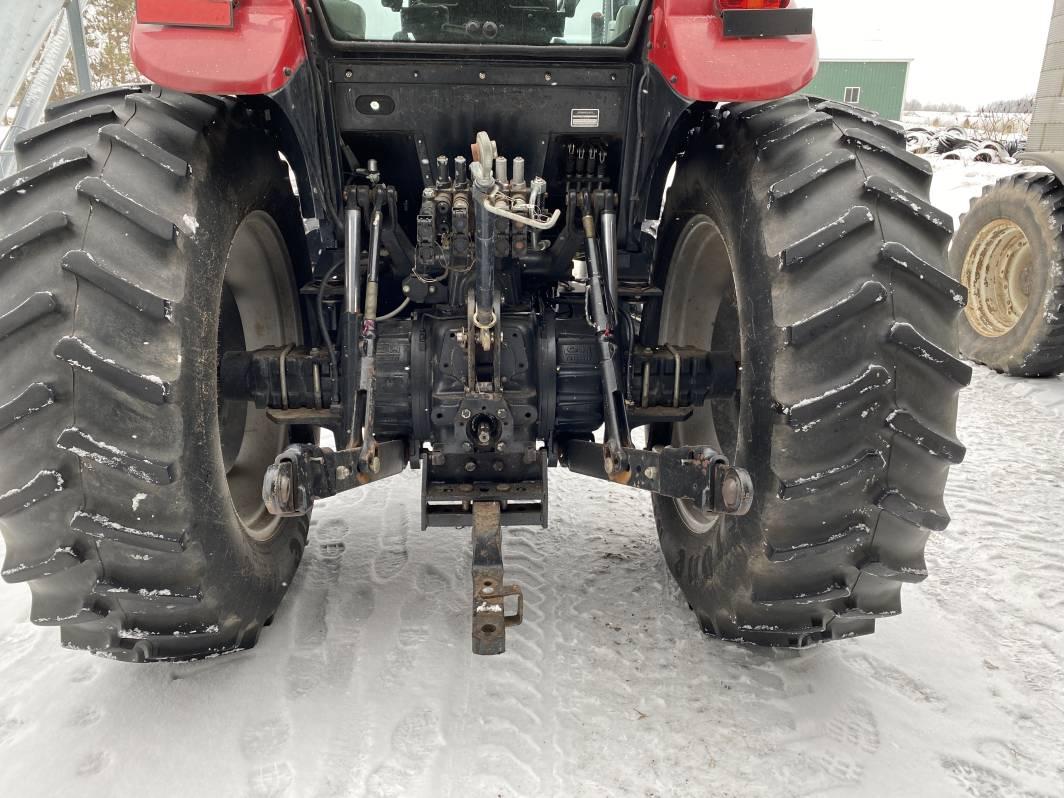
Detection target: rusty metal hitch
<box><xmin>471</xmin><ymin>501</ymin><xmax>524</xmax><ymax>655</ymax></box>
<box><xmin>562</xmin><ymin>440</ymin><xmax>754</xmax><ymax>516</ymax></box>
<box><xmin>262</xmin><ymin>439</ymin><xmax>408</xmax><ymax>517</ymax></box>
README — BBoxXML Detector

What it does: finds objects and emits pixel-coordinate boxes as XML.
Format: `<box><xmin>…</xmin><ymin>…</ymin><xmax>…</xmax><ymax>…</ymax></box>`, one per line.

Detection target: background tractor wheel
<box><xmin>650</xmin><ymin>97</ymin><xmax>969</xmax><ymax>646</ymax></box>
<box><xmin>0</xmin><ymin>87</ymin><xmax>311</xmax><ymax>661</ymax></box>
<box><xmin>949</xmin><ymin>171</ymin><xmax>1064</xmax><ymax>377</ymax></box>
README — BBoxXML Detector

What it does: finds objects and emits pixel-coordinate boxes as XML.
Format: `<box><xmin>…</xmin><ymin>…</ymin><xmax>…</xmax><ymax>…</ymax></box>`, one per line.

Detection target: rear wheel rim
<box><xmin>961</xmin><ymin>218</ymin><xmax>1032</xmax><ymax>337</ymax></box>
<box><xmin>217</xmin><ymin>212</ymin><xmax>299</xmax><ymax>542</ymax></box>
<box><xmin>659</xmin><ymin>216</ymin><xmax>741</xmax><ymax>534</ymax></box>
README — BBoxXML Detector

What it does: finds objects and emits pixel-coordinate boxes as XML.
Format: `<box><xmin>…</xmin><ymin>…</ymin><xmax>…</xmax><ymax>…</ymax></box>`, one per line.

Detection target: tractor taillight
<box><xmin>136</xmin><ymin>0</ymin><xmax>235</xmax><ymax>28</ymax></box>
<box><xmin>718</xmin><ymin>0</ymin><xmax>791</xmax><ymax>8</ymax></box>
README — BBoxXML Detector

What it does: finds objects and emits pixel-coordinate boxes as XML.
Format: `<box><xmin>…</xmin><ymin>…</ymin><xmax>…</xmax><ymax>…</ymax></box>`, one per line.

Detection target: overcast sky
<box><xmin>799</xmin><ymin>0</ymin><xmax>1054</xmax><ymax>109</ymax></box>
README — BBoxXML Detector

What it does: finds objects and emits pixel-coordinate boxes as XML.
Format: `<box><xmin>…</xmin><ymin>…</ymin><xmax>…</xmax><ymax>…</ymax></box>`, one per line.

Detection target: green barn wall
<box><xmin>804</xmin><ymin>61</ymin><xmax>910</xmax><ymax>121</ymax></box>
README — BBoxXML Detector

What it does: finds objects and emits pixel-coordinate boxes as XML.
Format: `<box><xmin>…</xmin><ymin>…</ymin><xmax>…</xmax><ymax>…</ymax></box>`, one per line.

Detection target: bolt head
<box><xmin>464</xmin><ymin>461</ymin><xmax>477</xmax><ymax>472</ymax></box>
<box><xmin>460</xmin><ymin>408</ymin><xmax>472</xmax><ymax>419</ymax></box>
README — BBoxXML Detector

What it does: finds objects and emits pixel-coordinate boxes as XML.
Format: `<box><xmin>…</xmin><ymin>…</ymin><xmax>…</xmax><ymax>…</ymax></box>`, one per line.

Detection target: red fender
<box><xmin>131</xmin><ymin>0</ymin><xmax>306</xmax><ymax>95</ymax></box>
<box><xmin>648</xmin><ymin>0</ymin><xmax>818</xmax><ymax>102</ymax></box>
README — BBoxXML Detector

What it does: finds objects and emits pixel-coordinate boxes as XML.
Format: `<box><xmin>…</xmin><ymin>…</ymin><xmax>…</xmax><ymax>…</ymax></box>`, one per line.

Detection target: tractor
<box><xmin>0</xmin><ymin>0</ymin><xmax>967</xmax><ymax>661</ymax></box>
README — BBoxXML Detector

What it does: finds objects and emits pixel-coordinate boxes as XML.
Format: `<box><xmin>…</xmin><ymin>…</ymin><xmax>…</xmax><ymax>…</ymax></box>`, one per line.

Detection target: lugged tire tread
<box><xmin>769</xmin><ymin>150</ymin><xmax>857</xmax><ymax>202</ymax></box>
<box><xmin>879</xmin><ymin>241</ymin><xmax>967</xmax><ymax>307</ymax></box>
<box><xmin>862</xmin><ymin>560</ymin><xmax>927</xmax><ymax>584</ymax></box>
<box><xmin>44</xmin><ymin>86</ymin><xmax>138</xmax><ymax>121</ymax></box>
<box><xmin>777</xmin><ymin>449</ymin><xmax>883</xmax><ymax>500</ymax></box>
<box><xmin>841</xmin><ymin>127</ymin><xmax>933</xmax><ymax>178</ymax></box>
<box><xmin>732</xmin><ymin>96</ymin><xmax>811</xmax><ymax>123</ymax></box>
<box><xmin>54</xmin><ymin>335</ymin><xmax>172</xmax><ymax>405</ymax></box>
<box><xmin>61</xmin><ymin>249</ymin><xmax>174</xmax><ymax>320</ymax></box>
<box><xmin>99</xmin><ymin>124</ymin><xmax>189</xmax><ymax>177</ymax></box>
<box><xmin>14</xmin><ymin>105</ymin><xmax>117</xmax><ymax>148</ymax></box>
<box><xmin>886</xmin><ymin>409</ymin><xmax>966</xmax><ymax>464</ymax></box>
<box><xmin>766</xmin><ymin>523</ymin><xmax>871</xmax><ymax>563</ymax></box>
<box><xmin>755</xmin><ymin>111</ymin><xmax>833</xmax><ymax>152</ymax></box>
<box><xmin>0</xmin><ymin>383</ymin><xmax>55</xmax><ymax>431</ymax></box>
<box><xmin>93</xmin><ymin>582</ymin><xmax>201</xmax><ymax>607</ymax></box>
<box><xmin>0</xmin><ymin>212</ymin><xmax>69</xmax><ymax>259</ymax></box>
<box><xmin>781</xmin><ymin>364</ymin><xmax>893</xmax><ymax>429</ymax></box>
<box><xmin>755</xmin><ymin>584</ymin><xmax>852</xmax><ymax>608</ymax></box>
<box><xmin>125</xmin><ymin>93</ymin><xmax>204</xmax><ymax>131</ymax></box>
<box><xmin>814</xmin><ymin>100</ymin><xmax>905</xmax><ymax>138</ymax></box>
<box><xmin>783</xmin><ymin>280</ymin><xmax>887</xmax><ymax>346</ymax></box>
<box><xmin>0</xmin><ymin>147</ymin><xmax>91</xmax><ymax>198</ymax></box>
<box><xmin>780</xmin><ymin>206</ymin><xmax>874</xmax><ymax>270</ymax></box>
<box><xmin>70</xmin><ymin>511</ymin><xmax>188</xmax><ymax>554</ymax></box>
<box><xmin>889</xmin><ymin>322</ymin><xmax>973</xmax><ymax>386</ymax></box>
<box><xmin>877</xmin><ymin>489</ymin><xmax>950</xmax><ymax>531</ymax></box>
<box><xmin>2</xmin><ymin>546</ymin><xmax>82</xmax><ymax>584</ymax></box>
<box><xmin>865</xmin><ymin>174</ymin><xmax>954</xmax><ymax>234</ymax></box>
<box><xmin>56</xmin><ymin>427</ymin><xmax>175</xmax><ymax>485</ymax></box>
<box><xmin>0</xmin><ymin>292</ymin><xmax>58</xmax><ymax>340</ymax></box>
<box><xmin>0</xmin><ymin>470</ymin><xmax>64</xmax><ymax>517</ymax></box>
<box><xmin>75</xmin><ymin>176</ymin><xmax>176</xmax><ymax>241</ymax></box>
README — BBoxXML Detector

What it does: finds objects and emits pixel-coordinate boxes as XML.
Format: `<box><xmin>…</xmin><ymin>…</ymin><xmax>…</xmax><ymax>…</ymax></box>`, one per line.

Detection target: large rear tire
<box><xmin>0</xmin><ymin>87</ymin><xmax>310</xmax><ymax>661</ymax></box>
<box><xmin>651</xmin><ymin>98</ymin><xmax>969</xmax><ymax>645</ymax></box>
<box><xmin>949</xmin><ymin>171</ymin><xmax>1064</xmax><ymax>377</ymax></box>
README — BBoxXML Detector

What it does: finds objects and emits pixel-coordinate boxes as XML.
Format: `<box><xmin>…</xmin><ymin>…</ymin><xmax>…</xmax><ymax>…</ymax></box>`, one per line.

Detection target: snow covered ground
<box><xmin>1</xmin><ymin>162</ymin><xmax>1063</xmax><ymax>797</ymax></box>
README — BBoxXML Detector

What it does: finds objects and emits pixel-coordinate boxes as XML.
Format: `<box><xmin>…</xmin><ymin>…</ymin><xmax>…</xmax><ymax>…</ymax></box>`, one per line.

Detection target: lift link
<box><xmin>581</xmin><ymin>192</ymin><xmax>632</xmax><ymax>476</ymax></box>
<box><xmin>358</xmin><ymin>193</ymin><xmax>386</xmax><ymax>473</ymax></box>
<box><xmin>471</xmin><ymin>501</ymin><xmax>524</xmax><ymax>655</ymax></box>
<box><xmin>562</xmin><ymin>440</ymin><xmax>754</xmax><ymax>516</ymax></box>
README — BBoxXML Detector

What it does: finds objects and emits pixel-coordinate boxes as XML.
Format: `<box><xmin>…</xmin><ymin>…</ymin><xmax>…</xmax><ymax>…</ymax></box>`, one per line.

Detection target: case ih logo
<box><xmin>561</xmin><ymin>344</ymin><xmax>596</xmax><ymax>364</ymax></box>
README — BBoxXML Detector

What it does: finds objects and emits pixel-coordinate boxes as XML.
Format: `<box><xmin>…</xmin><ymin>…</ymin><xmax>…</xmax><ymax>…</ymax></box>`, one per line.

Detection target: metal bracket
<box><xmin>471</xmin><ymin>502</ymin><xmax>523</xmax><ymax>655</ymax></box>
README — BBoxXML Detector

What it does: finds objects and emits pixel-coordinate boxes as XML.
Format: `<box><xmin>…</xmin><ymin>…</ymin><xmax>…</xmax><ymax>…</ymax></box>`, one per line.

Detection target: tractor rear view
<box><xmin>0</xmin><ymin>0</ymin><xmax>967</xmax><ymax>662</ymax></box>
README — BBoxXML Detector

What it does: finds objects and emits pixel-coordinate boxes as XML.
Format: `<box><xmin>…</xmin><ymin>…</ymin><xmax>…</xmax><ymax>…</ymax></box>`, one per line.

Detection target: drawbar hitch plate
<box><xmin>471</xmin><ymin>501</ymin><xmax>524</xmax><ymax>655</ymax></box>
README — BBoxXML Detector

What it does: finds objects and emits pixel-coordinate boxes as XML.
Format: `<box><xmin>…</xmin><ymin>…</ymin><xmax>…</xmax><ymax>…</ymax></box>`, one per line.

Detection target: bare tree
<box><xmin>969</xmin><ymin>99</ymin><xmax>1032</xmax><ymax>143</ymax></box>
<box><xmin>906</xmin><ymin>99</ymin><xmax>968</xmax><ymax>113</ymax></box>
<box><xmin>52</xmin><ymin>0</ymin><xmax>140</xmax><ymax>101</ymax></box>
